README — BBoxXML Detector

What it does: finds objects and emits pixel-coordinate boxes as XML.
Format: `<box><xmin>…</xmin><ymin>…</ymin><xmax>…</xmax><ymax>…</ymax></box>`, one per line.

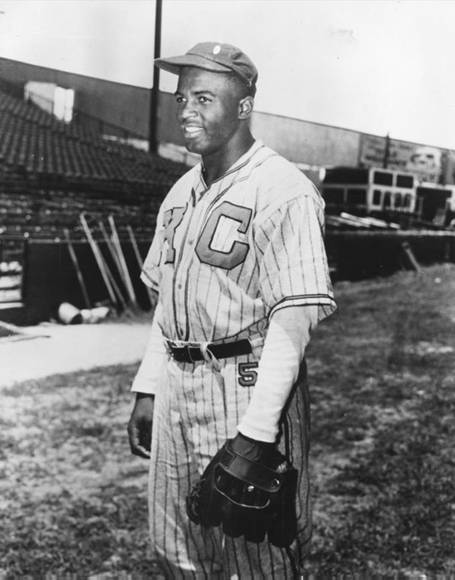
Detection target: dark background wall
<box><xmin>2</xmin><ymin>232</ymin><xmax>454</xmax><ymax>326</ymax></box>
<box><xmin>1</xmin><ymin>239</ymin><xmax>154</xmax><ymax>325</ymax></box>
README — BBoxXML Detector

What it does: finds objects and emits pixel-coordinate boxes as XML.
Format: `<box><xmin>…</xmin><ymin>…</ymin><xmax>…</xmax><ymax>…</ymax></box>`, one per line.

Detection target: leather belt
<box><xmin>166</xmin><ymin>338</ymin><xmax>252</xmax><ymax>363</ymax></box>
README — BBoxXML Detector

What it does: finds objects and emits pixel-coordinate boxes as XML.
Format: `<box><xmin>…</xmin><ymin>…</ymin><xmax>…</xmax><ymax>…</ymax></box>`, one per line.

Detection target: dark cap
<box><xmin>155</xmin><ymin>42</ymin><xmax>258</xmax><ymax>89</ymax></box>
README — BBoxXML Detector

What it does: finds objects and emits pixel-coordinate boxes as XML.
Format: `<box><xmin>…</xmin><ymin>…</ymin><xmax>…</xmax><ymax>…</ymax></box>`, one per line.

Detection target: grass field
<box><xmin>1</xmin><ymin>264</ymin><xmax>455</xmax><ymax>578</ymax></box>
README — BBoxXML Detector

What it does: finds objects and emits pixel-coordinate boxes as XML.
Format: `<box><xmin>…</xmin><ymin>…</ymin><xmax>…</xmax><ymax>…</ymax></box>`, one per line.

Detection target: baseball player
<box><xmin>127</xmin><ymin>42</ymin><xmax>336</xmax><ymax>578</ymax></box>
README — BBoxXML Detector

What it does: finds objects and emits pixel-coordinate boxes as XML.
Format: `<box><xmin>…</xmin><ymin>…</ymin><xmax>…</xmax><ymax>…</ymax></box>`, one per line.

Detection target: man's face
<box><xmin>175</xmin><ymin>67</ymin><xmax>244</xmax><ymax>157</ymax></box>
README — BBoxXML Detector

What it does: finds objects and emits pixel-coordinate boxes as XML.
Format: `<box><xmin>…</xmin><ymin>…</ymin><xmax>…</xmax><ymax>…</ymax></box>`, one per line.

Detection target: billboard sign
<box><xmin>360</xmin><ymin>135</ymin><xmax>443</xmax><ymax>183</ymax></box>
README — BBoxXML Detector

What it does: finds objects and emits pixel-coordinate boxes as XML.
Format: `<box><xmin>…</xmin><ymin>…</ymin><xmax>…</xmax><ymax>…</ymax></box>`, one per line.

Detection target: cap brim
<box><xmin>154</xmin><ymin>54</ymin><xmax>232</xmax><ymax>75</ymax></box>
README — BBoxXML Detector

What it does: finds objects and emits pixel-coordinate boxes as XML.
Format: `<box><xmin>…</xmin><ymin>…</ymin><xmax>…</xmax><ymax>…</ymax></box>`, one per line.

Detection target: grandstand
<box><xmin>0</xmin><ymin>85</ymin><xmax>187</xmax><ymax>242</ymax></box>
<box><xmin>0</xmin><ymin>83</ymin><xmax>187</xmax><ymax>322</ymax></box>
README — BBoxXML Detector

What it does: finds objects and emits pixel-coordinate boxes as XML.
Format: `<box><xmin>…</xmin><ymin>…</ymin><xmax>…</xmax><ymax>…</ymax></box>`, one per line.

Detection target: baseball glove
<box><xmin>186</xmin><ymin>433</ymin><xmax>298</xmax><ymax>547</ymax></box>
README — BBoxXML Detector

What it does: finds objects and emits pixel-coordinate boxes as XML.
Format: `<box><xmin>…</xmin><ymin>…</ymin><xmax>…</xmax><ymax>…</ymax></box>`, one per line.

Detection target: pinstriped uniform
<box><xmin>141</xmin><ymin>141</ymin><xmax>336</xmax><ymax>578</ymax></box>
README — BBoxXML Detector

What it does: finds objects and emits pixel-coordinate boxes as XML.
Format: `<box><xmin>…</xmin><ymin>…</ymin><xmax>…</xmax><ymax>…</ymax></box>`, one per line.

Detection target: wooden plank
<box><xmin>64</xmin><ymin>228</ymin><xmax>91</xmax><ymax>309</ymax></box>
<box><xmin>108</xmin><ymin>216</ymin><xmax>137</xmax><ymax>306</ymax></box>
<box><xmin>98</xmin><ymin>220</ymin><xmax>130</xmax><ymax>305</ymax></box>
<box><xmin>126</xmin><ymin>224</ymin><xmax>155</xmax><ymax>308</ymax></box>
<box><xmin>401</xmin><ymin>241</ymin><xmax>421</xmax><ymax>272</ymax></box>
<box><xmin>79</xmin><ymin>213</ymin><xmax>119</xmax><ymax>307</ymax></box>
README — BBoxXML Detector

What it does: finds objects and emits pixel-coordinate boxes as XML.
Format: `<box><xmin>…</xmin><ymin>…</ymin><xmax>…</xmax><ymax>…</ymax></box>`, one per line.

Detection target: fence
<box><xmin>326</xmin><ymin>230</ymin><xmax>455</xmax><ymax>281</ymax></box>
<box><xmin>2</xmin><ymin>230</ymin><xmax>455</xmax><ymax>325</ymax></box>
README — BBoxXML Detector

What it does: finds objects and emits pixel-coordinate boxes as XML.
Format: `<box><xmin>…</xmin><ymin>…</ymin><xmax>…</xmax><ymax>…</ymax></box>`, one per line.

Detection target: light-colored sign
<box><xmin>360</xmin><ymin>135</ymin><xmax>442</xmax><ymax>183</ymax></box>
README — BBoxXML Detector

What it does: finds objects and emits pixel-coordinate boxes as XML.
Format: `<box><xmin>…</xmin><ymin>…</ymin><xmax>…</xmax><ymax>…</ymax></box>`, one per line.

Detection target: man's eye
<box><xmin>198</xmin><ymin>96</ymin><xmax>211</xmax><ymax>104</ymax></box>
<box><xmin>175</xmin><ymin>96</ymin><xmax>185</xmax><ymax>104</ymax></box>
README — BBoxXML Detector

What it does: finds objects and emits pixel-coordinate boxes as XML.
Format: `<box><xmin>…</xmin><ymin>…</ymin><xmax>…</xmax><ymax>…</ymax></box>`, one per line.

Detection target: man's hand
<box><xmin>127</xmin><ymin>393</ymin><xmax>155</xmax><ymax>459</ymax></box>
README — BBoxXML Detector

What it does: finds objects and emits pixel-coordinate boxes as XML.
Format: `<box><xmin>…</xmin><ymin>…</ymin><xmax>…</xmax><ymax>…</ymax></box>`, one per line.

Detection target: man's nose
<box><xmin>178</xmin><ymin>100</ymin><xmax>198</xmax><ymax>121</ymax></box>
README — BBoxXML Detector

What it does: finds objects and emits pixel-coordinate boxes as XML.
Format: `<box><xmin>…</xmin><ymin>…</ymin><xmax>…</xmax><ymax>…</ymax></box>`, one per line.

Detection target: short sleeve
<box><xmin>254</xmin><ymin>192</ymin><xmax>336</xmax><ymax>322</ymax></box>
<box><xmin>140</xmin><ymin>206</ymin><xmax>165</xmax><ymax>291</ymax></box>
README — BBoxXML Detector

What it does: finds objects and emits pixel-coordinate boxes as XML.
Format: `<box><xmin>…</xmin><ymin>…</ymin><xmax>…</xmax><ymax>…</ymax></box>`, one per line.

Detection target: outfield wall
<box><xmin>2</xmin><ymin>232</ymin><xmax>455</xmax><ymax>325</ymax></box>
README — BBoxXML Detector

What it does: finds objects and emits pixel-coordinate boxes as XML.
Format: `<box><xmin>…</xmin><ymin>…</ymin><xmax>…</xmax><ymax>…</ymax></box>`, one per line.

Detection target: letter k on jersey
<box><xmin>162</xmin><ymin>207</ymin><xmax>186</xmax><ymax>264</ymax></box>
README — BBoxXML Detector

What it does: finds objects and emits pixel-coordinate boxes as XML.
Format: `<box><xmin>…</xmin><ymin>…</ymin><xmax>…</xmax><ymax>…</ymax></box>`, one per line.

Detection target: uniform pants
<box><xmin>148</xmin><ymin>351</ymin><xmax>311</xmax><ymax>579</ymax></box>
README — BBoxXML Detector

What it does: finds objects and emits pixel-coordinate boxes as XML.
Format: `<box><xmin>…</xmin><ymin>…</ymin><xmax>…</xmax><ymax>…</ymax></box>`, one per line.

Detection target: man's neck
<box><xmin>202</xmin><ymin>132</ymin><xmax>255</xmax><ymax>186</ymax></box>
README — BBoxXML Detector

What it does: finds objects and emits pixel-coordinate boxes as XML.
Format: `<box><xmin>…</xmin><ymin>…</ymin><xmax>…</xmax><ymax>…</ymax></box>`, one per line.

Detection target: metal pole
<box><xmin>383</xmin><ymin>133</ymin><xmax>391</xmax><ymax>169</ymax></box>
<box><xmin>149</xmin><ymin>0</ymin><xmax>163</xmax><ymax>154</ymax></box>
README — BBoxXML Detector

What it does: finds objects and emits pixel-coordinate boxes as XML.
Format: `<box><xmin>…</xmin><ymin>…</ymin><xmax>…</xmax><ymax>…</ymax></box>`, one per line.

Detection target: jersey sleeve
<box><xmin>254</xmin><ymin>190</ymin><xmax>336</xmax><ymax>322</ymax></box>
<box><xmin>140</xmin><ymin>205</ymin><xmax>165</xmax><ymax>292</ymax></box>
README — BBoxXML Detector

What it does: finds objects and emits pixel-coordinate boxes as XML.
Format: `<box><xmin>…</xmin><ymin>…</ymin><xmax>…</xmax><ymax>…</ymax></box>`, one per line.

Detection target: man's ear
<box><xmin>238</xmin><ymin>96</ymin><xmax>254</xmax><ymax>120</ymax></box>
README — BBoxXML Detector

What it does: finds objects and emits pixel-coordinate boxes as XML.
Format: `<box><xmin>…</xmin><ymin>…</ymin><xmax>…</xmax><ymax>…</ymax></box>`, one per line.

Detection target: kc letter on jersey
<box><xmin>196</xmin><ymin>201</ymin><xmax>252</xmax><ymax>270</ymax></box>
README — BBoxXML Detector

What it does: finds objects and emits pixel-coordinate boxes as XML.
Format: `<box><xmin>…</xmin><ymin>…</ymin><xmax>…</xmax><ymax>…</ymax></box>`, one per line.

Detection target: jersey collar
<box><xmin>198</xmin><ymin>140</ymin><xmax>264</xmax><ymax>189</ymax></box>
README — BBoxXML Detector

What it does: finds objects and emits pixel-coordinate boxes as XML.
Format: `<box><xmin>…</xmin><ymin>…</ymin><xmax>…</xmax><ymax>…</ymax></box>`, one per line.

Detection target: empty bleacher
<box><xmin>0</xmin><ymin>187</ymin><xmax>162</xmax><ymax>240</ymax></box>
<box><xmin>0</xmin><ymin>85</ymin><xmax>187</xmax><ymax>242</ymax></box>
<box><xmin>0</xmin><ymin>88</ymin><xmax>185</xmax><ymax>180</ymax></box>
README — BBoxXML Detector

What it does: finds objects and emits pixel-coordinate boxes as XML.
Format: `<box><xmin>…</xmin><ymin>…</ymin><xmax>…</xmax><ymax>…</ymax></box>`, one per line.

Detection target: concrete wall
<box><xmin>0</xmin><ymin>57</ymin><xmax>151</xmax><ymax>138</ymax></box>
<box><xmin>156</xmin><ymin>93</ymin><xmax>362</xmax><ymax>169</ymax></box>
<box><xmin>251</xmin><ymin>112</ymin><xmax>361</xmax><ymax>167</ymax></box>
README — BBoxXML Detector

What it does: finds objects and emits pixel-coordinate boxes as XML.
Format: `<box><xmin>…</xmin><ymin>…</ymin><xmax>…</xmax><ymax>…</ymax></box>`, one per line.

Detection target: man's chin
<box><xmin>184</xmin><ymin>140</ymin><xmax>205</xmax><ymax>155</ymax></box>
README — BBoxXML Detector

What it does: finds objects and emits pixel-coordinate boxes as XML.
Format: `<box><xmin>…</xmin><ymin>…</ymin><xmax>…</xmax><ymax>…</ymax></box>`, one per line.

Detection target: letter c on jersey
<box><xmin>196</xmin><ymin>201</ymin><xmax>252</xmax><ymax>269</ymax></box>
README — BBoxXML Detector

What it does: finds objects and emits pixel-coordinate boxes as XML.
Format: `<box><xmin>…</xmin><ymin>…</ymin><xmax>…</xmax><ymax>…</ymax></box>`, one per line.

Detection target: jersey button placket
<box><xmin>172</xmin><ymin>201</ymin><xmax>194</xmax><ymax>340</ymax></box>
<box><xmin>179</xmin><ymin>192</ymin><xmax>210</xmax><ymax>340</ymax></box>
<box><xmin>173</xmin><ymin>193</ymin><xmax>200</xmax><ymax>340</ymax></box>
<box><xmin>175</xmin><ymin>263</ymin><xmax>188</xmax><ymax>339</ymax></box>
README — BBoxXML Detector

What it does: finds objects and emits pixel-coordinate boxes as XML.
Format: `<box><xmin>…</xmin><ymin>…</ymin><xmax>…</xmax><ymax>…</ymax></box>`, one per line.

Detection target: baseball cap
<box><xmin>155</xmin><ymin>42</ymin><xmax>258</xmax><ymax>89</ymax></box>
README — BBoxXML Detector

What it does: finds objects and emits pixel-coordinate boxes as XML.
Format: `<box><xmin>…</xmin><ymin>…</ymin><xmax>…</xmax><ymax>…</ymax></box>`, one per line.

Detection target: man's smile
<box><xmin>182</xmin><ymin>125</ymin><xmax>204</xmax><ymax>138</ymax></box>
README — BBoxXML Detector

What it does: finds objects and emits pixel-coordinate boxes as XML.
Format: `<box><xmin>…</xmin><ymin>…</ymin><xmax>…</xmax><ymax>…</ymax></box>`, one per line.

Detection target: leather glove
<box><xmin>186</xmin><ymin>432</ymin><xmax>298</xmax><ymax>547</ymax></box>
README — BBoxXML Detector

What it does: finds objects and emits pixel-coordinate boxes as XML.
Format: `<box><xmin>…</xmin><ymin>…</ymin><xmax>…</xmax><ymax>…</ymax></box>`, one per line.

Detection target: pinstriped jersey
<box><xmin>141</xmin><ymin>140</ymin><xmax>336</xmax><ymax>342</ymax></box>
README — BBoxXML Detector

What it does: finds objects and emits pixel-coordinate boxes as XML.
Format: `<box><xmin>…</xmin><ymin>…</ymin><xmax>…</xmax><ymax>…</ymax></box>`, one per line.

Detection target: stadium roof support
<box><xmin>149</xmin><ymin>0</ymin><xmax>162</xmax><ymax>155</ymax></box>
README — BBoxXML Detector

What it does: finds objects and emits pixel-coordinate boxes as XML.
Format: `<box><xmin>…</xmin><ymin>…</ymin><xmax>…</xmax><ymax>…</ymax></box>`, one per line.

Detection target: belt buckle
<box><xmin>187</xmin><ymin>345</ymin><xmax>201</xmax><ymax>363</ymax></box>
<box><xmin>164</xmin><ymin>340</ymin><xmax>173</xmax><ymax>356</ymax></box>
<box><xmin>165</xmin><ymin>339</ymin><xmax>181</xmax><ymax>359</ymax></box>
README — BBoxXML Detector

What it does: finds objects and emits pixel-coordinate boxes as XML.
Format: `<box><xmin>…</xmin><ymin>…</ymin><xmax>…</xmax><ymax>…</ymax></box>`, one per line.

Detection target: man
<box><xmin>127</xmin><ymin>42</ymin><xmax>336</xmax><ymax>578</ymax></box>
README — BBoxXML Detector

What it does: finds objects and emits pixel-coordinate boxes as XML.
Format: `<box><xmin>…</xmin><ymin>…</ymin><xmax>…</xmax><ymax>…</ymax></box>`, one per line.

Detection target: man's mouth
<box><xmin>182</xmin><ymin>125</ymin><xmax>203</xmax><ymax>138</ymax></box>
